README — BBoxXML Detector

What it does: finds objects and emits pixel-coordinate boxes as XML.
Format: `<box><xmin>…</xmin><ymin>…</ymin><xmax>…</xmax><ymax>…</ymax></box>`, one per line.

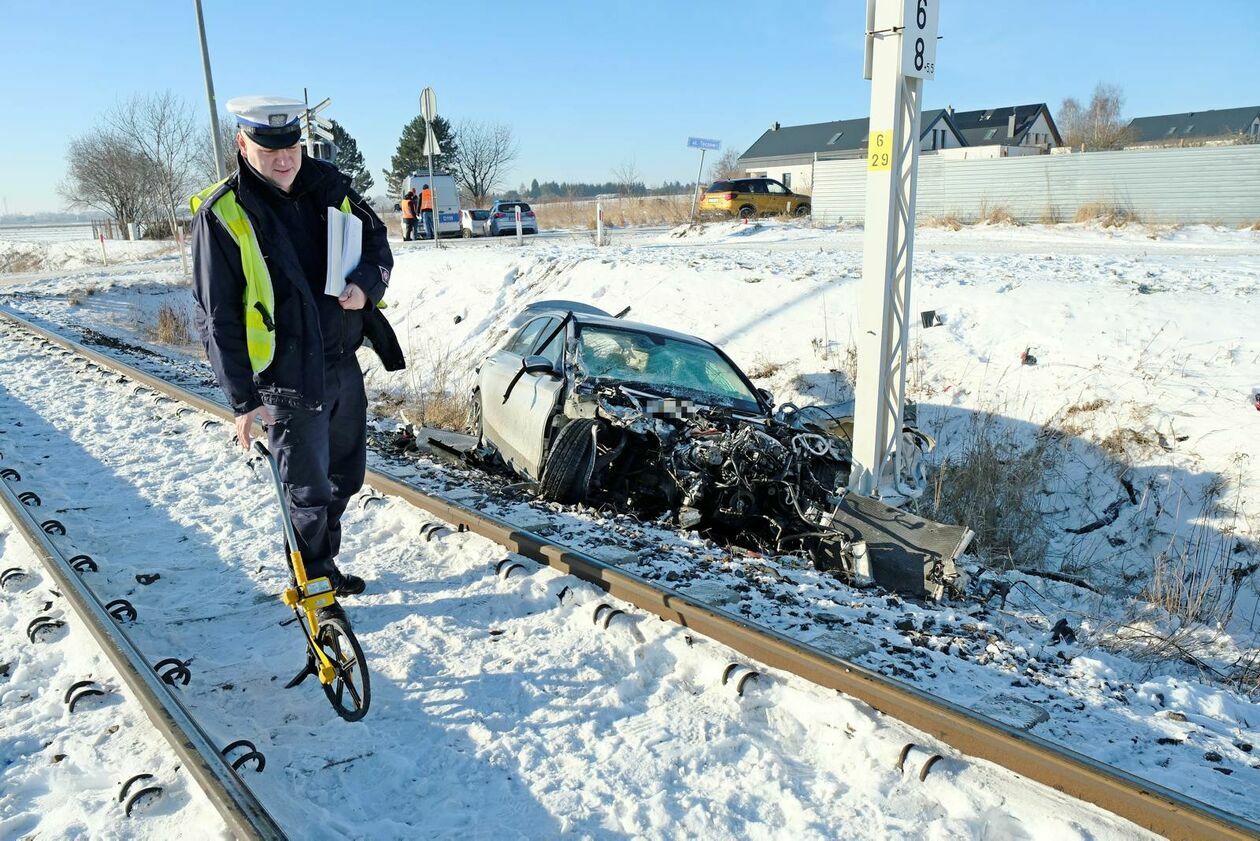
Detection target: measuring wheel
<box><xmin>315</xmin><ymin>616</ymin><xmax>371</xmax><ymax>721</ymax></box>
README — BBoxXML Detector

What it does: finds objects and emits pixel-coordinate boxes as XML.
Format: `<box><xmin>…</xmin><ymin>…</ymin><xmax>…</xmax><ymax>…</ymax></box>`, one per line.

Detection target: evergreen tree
<box><xmin>329</xmin><ymin>119</ymin><xmax>373</xmax><ymax>195</ymax></box>
<box><xmin>529</xmin><ymin>178</ymin><xmax>540</xmax><ymax>199</ymax></box>
<box><xmin>381</xmin><ymin>115</ymin><xmax>458</xmax><ymax>198</ymax></box>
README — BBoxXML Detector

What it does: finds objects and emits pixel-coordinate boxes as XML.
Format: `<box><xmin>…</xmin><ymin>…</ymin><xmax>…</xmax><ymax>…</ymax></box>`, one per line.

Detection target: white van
<box><xmin>403</xmin><ymin>172</ymin><xmax>461</xmax><ymax>238</ymax></box>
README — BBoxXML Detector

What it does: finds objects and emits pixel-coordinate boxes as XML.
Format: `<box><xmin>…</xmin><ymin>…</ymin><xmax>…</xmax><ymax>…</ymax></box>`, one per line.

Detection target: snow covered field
<box><xmin>2</xmin><ymin>220</ymin><xmax>1258</xmax><ymax>838</ymax></box>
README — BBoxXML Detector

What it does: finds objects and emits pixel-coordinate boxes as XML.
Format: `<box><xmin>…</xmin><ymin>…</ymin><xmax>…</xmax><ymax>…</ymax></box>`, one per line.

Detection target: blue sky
<box><xmin>2</xmin><ymin>0</ymin><xmax>1257</xmax><ymax>213</ymax></box>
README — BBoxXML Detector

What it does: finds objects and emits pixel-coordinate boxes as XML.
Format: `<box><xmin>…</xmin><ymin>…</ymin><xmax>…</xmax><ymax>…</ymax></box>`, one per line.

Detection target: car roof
<box><xmin>511</xmin><ymin>303</ymin><xmax>713</xmax><ymax>347</ymax></box>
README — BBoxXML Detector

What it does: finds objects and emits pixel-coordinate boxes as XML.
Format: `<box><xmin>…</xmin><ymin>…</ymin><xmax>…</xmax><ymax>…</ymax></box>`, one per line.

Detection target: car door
<box><xmin>764</xmin><ymin>179</ymin><xmax>791</xmax><ymax>214</ymax></box>
<box><xmin>479</xmin><ymin>317</ymin><xmax>548</xmax><ymax>468</ymax></box>
<box><xmin>745</xmin><ymin>179</ymin><xmax>773</xmax><ymax>214</ymax></box>
<box><xmin>478</xmin><ymin>317</ymin><xmax>566</xmax><ymax>479</ymax></box>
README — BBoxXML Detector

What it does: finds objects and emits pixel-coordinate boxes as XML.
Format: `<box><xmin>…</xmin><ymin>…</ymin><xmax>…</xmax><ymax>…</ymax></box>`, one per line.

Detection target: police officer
<box><xmin>190</xmin><ymin>95</ymin><xmax>404</xmax><ymax>624</ymax></box>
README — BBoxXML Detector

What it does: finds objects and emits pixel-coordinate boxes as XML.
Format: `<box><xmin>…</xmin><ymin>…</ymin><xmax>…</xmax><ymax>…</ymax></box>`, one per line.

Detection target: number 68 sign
<box><xmin>902</xmin><ymin>0</ymin><xmax>938</xmax><ymax>80</ymax></box>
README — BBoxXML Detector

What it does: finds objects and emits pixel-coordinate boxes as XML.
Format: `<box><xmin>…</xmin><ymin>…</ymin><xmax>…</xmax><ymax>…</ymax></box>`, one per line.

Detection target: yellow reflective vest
<box><xmin>190</xmin><ymin>179</ymin><xmax>351</xmax><ymax>374</ymax></box>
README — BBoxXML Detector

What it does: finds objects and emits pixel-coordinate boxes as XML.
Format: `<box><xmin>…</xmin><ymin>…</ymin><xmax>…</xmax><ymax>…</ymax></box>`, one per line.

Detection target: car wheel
<box><xmin>539</xmin><ymin>418</ymin><xmax>596</xmax><ymax>504</ymax></box>
<box><xmin>738</xmin><ymin>205</ymin><xmax>756</xmax><ymax>220</ymax></box>
<box><xmin>794</xmin><ymin>204</ymin><xmax>811</xmax><ymax>217</ymax></box>
<box><xmin>462</xmin><ymin>229</ymin><xmax>472</xmax><ymax>238</ymax></box>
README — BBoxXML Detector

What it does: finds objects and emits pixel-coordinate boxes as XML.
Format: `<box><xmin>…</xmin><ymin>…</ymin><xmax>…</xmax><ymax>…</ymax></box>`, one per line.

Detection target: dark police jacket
<box><xmin>192</xmin><ymin>153</ymin><xmax>405</xmax><ymax>414</ymax></box>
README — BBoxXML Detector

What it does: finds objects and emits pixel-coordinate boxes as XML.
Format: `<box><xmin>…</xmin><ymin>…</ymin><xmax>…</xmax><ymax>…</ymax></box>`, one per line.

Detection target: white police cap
<box><xmin>226</xmin><ymin>95</ymin><xmax>304</xmax><ymax>149</ymax></box>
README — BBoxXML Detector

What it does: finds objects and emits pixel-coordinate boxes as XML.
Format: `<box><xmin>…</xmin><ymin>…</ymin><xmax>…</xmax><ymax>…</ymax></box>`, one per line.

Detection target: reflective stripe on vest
<box><xmin>191</xmin><ymin>180</ymin><xmax>352</xmax><ymax>374</ymax></box>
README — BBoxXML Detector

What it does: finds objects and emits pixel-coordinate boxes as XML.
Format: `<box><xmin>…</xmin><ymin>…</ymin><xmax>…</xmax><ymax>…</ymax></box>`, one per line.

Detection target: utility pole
<box><xmin>193</xmin><ymin>0</ymin><xmax>226</xmax><ymax>180</ymax></box>
<box><xmin>847</xmin><ymin>0</ymin><xmax>938</xmax><ymax>502</ymax></box>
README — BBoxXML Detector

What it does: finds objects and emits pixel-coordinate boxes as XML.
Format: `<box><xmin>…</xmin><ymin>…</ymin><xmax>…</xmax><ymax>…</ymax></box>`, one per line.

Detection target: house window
<box><xmin>827</xmin><ymin>131</ymin><xmax>844</xmax><ymax>145</ymax></box>
<box><xmin>782</xmin><ymin>173</ymin><xmax>792</xmax><ymax>189</ymax></box>
<box><xmin>984</xmin><ymin>128</ymin><xmax>998</xmax><ymax>140</ymax></box>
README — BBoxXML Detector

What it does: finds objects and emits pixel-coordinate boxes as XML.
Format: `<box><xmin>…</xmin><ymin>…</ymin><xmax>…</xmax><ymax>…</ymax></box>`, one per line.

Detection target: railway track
<box><xmin>1</xmin><ymin>305</ymin><xmax>1256</xmax><ymax>841</ymax></box>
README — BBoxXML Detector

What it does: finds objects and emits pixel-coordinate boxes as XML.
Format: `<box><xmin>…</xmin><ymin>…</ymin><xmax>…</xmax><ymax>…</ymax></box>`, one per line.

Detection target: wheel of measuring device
<box><xmin>316</xmin><ymin>617</ymin><xmax>371</xmax><ymax>721</ymax></box>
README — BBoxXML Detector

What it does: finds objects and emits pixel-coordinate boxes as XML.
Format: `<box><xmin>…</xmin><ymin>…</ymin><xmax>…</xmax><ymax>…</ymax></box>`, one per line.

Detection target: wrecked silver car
<box><xmin>471</xmin><ymin>301</ymin><xmax>972</xmax><ymax>599</ymax></box>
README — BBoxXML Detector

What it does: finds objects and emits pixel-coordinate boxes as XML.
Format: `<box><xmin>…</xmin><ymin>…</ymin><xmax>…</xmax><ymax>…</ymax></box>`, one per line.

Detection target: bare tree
<box><xmin>450</xmin><ymin>120</ymin><xmax>519</xmax><ymax>205</ymax></box>
<box><xmin>58</xmin><ymin>132</ymin><xmax>155</xmax><ymax>238</ymax></box>
<box><xmin>197</xmin><ymin>113</ymin><xmax>239</xmax><ymax>185</ymax></box>
<box><xmin>1057</xmin><ymin>84</ymin><xmax>1134</xmax><ymax>151</ymax></box>
<box><xmin>708</xmin><ymin>148</ymin><xmax>743</xmax><ymax>182</ymax></box>
<box><xmin>107</xmin><ymin>91</ymin><xmax>201</xmax><ymax>235</ymax></box>
<box><xmin>612</xmin><ymin>158</ymin><xmax>642</xmax><ymax>197</ymax></box>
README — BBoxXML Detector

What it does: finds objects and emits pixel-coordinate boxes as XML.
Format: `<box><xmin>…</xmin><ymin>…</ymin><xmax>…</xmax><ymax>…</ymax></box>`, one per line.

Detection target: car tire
<box><xmin>794</xmin><ymin>204</ymin><xmax>811</xmax><ymax>217</ymax></box>
<box><xmin>539</xmin><ymin>418</ymin><xmax>596</xmax><ymax>505</ymax></box>
<box><xmin>462</xmin><ymin>229</ymin><xmax>472</xmax><ymax>238</ymax></box>
<box><xmin>738</xmin><ymin>205</ymin><xmax>756</xmax><ymax>220</ymax></box>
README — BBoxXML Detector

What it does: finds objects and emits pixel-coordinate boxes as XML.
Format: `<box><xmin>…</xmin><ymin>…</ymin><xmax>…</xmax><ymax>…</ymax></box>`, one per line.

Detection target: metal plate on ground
<box><xmin>676</xmin><ymin>579</ymin><xmax>744</xmax><ymax>609</ymax></box>
<box><xmin>801</xmin><ymin>629</ymin><xmax>875</xmax><ymax>660</ymax></box>
<box><xmin>972</xmin><ymin>693</ymin><xmax>1050</xmax><ymax>731</ymax></box>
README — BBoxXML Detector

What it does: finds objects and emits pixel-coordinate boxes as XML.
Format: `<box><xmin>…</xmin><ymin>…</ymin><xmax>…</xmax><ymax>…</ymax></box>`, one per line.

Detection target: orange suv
<box><xmin>699</xmin><ymin>177</ymin><xmax>811</xmax><ymax>219</ymax></box>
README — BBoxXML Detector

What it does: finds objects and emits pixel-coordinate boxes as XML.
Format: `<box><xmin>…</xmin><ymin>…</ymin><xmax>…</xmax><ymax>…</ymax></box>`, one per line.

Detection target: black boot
<box><xmin>331</xmin><ymin>571</ymin><xmax>366</xmax><ymax>597</ymax></box>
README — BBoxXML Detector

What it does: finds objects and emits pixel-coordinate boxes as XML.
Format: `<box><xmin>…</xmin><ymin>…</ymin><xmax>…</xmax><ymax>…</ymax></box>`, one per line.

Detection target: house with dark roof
<box><xmin>947</xmin><ymin>104</ymin><xmax>1061</xmax><ymax>150</ymax></box>
<box><xmin>737</xmin><ymin>104</ymin><xmax>1061</xmax><ymax>194</ymax></box>
<box><xmin>737</xmin><ymin>109</ymin><xmax>964</xmax><ymax>194</ymax></box>
<box><xmin>1125</xmin><ymin>107</ymin><xmax>1260</xmax><ymax>147</ymax></box>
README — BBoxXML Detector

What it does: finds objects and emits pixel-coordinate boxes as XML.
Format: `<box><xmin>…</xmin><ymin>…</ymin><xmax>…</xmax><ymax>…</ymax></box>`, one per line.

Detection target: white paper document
<box><xmin>324</xmin><ymin>207</ymin><xmax>362</xmax><ymax>297</ymax></box>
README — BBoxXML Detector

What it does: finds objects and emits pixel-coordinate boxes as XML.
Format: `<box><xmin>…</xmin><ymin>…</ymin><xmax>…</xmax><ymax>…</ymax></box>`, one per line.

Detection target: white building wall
<box><xmin>1019</xmin><ymin>112</ymin><xmax>1056</xmax><ymax>147</ymax></box>
<box><xmin>742</xmin><ymin>163</ymin><xmax>815</xmax><ymax>195</ymax></box>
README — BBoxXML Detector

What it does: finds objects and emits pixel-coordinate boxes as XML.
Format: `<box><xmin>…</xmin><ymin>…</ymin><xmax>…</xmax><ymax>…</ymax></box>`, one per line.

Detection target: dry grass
<box><xmin>534</xmin><ymin>196</ymin><xmax>692</xmax><ymax>231</ymax></box>
<box><xmin>978</xmin><ymin>202</ymin><xmax>1020</xmax><ymax>226</ymax></box>
<box><xmin>1246</xmin><ymin>219</ymin><xmax>1260</xmax><ymax>231</ymax></box>
<box><xmin>916</xmin><ymin>411</ymin><xmax>1057</xmax><ymax>571</ymax></box>
<box><xmin>1143</xmin><ymin>488</ymin><xmax>1252</xmax><ymax>627</ymax></box>
<box><xmin>921</xmin><ymin>214</ymin><xmax>963</xmax><ymax>231</ymax></box>
<box><xmin>746</xmin><ymin>355</ymin><xmax>787</xmax><ymax>380</ymax></box>
<box><xmin>1075</xmin><ymin>201</ymin><xmax>1141</xmax><ymax>227</ymax></box>
<box><xmin>387</xmin><ymin>336</ymin><xmax>472</xmax><ymax>431</ymax></box>
<box><xmin>1098</xmin><ymin>426</ymin><xmax>1161</xmax><ymax>459</ymax></box>
<box><xmin>139</xmin><ymin>301</ymin><xmax>194</xmax><ymax>346</ymax></box>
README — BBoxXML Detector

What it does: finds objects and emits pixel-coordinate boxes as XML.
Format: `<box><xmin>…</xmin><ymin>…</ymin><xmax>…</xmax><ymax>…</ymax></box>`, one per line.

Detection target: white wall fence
<box><xmin>812</xmin><ymin>144</ymin><xmax>1260</xmax><ymax>225</ymax></box>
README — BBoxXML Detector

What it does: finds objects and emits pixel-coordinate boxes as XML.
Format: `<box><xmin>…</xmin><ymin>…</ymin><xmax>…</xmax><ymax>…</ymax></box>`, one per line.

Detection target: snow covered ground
<box><xmin>2</xmin><ymin>219</ymin><xmax>1258</xmax><ymax>838</ymax></box>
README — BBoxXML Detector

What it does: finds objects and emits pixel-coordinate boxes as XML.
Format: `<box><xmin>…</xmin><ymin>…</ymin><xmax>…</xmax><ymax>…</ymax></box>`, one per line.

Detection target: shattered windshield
<box><xmin>576</xmin><ymin>325</ymin><xmax>760</xmax><ymax>411</ymax></box>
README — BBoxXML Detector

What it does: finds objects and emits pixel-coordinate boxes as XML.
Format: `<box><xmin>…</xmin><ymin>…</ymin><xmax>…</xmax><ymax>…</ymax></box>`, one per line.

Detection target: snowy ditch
<box><xmin>2</xmin><ymin>220</ymin><xmax>1258</xmax><ymax>837</ymax></box>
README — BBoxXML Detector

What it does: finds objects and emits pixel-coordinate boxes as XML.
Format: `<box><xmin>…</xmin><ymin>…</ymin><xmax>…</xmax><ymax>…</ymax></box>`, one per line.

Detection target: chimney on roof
<box><xmin>946</xmin><ymin>104</ymin><xmax>953</xmax><ymax>115</ymax></box>
<box><xmin>1007</xmin><ymin>114</ymin><xmax>1016</xmax><ymax>136</ymax></box>
<box><xmin>770</xmin><ymin>121</ymin><xmax>780</xmax><ymax>131</ymax></box>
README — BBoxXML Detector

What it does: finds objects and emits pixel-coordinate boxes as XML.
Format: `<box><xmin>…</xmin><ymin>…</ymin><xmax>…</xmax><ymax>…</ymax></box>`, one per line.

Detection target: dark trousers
<box><xmin>266</xmin><ymin>355</ymin><xmax>367</xmax><ymax>580</ymax></box>
<box><xmin>420</xmin><ymin>209</ymin><xmax>433</xmax><ymax>239</ymax></box>
<box><xmin>403</xmin><ymin>217</ymin><xmax>417</xmax><ymax>240</ymax></box>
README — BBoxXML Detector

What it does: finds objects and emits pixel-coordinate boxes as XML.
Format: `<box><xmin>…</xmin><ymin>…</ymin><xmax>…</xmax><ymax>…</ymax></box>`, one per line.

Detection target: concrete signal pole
<box><xmin>193</xmin><ymin>0</ymin><xmax>225</xmax><ymax>180</ymax></box>
<box><xmin>847</xmin><ymin>0</ymin><xmax>938</xmax><ymax>501</ymax></box>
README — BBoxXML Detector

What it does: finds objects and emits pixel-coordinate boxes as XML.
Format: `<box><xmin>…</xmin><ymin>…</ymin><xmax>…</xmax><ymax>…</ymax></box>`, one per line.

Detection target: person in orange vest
<box><xmin>400</xmin><ymin>188</ymin><xmax>418</xmax><ymax>241</ymax></box>
<box><xmin>419</xmin><ymin>183</ymin><xmax>434</xmax><ymax>239</ymax></box>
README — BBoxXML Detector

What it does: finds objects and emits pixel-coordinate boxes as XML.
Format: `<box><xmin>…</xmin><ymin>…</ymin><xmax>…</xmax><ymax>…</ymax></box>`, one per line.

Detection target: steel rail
<box><xmin>2</xmin><ymin>306</ymin><xmax>1256</xmax><ymax>841</ymax></box>
<box><xmin>0</xmin><ymin>453</ymin><xmax>287</xmax><ymax>838</ymax></box>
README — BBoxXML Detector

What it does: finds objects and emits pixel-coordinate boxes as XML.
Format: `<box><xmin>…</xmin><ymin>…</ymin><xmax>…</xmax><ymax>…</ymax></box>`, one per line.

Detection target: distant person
<box><xmin>401</xmin><ymin>187</ymin><xmax>418</xmax><ymax>241</ymax></box>
<box><xmin>189</xmin><ymin>94</ymin><xmax>405</xmax><ymax>627</ymax></box>
<box><xmin>419</xmin><ymin>183</ymin><xmax>434</xmax><ymax>239</ymax></box>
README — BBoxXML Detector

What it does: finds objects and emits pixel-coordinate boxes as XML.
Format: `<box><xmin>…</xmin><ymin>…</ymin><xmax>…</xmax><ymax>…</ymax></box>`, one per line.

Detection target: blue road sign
<box><xmin>687</xmin><ymin>137</ymin><xmax>721</xmax><ymax>151</ymax></box>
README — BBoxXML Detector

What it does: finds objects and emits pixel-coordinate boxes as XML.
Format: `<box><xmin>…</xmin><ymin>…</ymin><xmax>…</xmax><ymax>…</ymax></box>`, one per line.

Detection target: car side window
<box><xmin>535</xmin><ymin>318</ymin><xmax>566</xmax><ymax>367</ymax></box>
<box><xmin>747</xmin><ymin>180</ymin><xmax>769</xmax><ymax>194</ymax></box>
<box><xmin>765</xmin><ymin>181</ymin><xmax>788</xmax><ymax>194</ymax></box>
<box><xmin>505</xmin><ymin>318</ymin><xmax>549</xmax><ymax>356</ymax></box>
<box><xmin>733</xmin><ymin>180</ymin><xmax>750</xmax><ymax>194</ymax></box>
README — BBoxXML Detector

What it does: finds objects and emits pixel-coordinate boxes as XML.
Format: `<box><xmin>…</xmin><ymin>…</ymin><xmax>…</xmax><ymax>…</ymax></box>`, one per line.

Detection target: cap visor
<box><xmin>244</xmin><ymin>127</ymin><xmax>301</xmax><ymax>149</ymax></box>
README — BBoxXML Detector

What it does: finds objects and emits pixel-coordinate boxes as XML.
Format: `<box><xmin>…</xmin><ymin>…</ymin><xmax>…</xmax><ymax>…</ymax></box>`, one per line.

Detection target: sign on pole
<box><xmin>687</xmin><ymin>137</ymin><xmax>722</xmax><ymax>223</ymax></box>
<box><xmin>420</xmin><ymin>87</ymin><xmax>438</xmax><ymax>123</ymax></box>
<box><xmin>901</xmin><ymin>0</ymin><xmax>938</xmax><ymax>79</ymax></box>
<box><xmin>422</xmin><ymin>133</ymin><xmax>442</xmax><ymax>157</ymax></box>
